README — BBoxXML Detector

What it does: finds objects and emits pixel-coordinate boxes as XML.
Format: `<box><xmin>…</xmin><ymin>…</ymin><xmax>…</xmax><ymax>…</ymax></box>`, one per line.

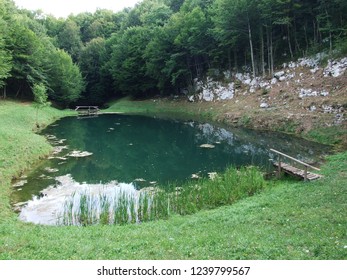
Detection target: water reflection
<box><xmin>19</xmin><ymin>174</ymin><xmax>136</xmax><ymax>225</ymax></box>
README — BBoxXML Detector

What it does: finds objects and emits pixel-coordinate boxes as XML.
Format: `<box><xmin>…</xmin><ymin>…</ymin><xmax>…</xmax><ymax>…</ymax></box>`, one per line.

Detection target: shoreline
<box><xmin>0</xmin><ymin>100</ymin><xmax>346</xmax><ymax>260</ymax></box>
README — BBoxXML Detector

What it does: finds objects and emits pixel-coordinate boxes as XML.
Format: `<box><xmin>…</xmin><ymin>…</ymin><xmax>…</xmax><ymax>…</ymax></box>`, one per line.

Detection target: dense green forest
<box><xmin>0</xmin><ymin>0</ymin><xmax>346</xmax><ymax>106</ymax></box>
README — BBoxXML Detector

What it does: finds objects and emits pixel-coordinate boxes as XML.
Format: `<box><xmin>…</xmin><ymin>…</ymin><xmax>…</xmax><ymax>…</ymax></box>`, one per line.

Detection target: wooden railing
<box><xmin>270</xmin><ymin>148</ymin><xmax>321</xmax><ymax>181</ymax></box>
<box><xmin>75</xmin><ymin>106</ymin><xmax>99</xmax><ymax>116</ymax></box>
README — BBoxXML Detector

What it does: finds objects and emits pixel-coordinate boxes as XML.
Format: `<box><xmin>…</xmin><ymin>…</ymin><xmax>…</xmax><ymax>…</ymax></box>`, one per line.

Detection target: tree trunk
<box><xmin>234</xmin><ymin>49</ymin><xmax>238</xmax><ymax>72</ymax></box>
<box><xmin>317</xmin><ymin>20</ymin><xmax>322</xmax><ymax>44</ymax></box>
<box><xmin>266</xmin><ymin>26</ymin><xmax>271</xmax><ymax>76</ymax></box>
<box><xmin>247</xmin><ymin>16</ymin><xmax>256</xmax><ymax>78</ymax></box>
<box><xmin>186</xmin><ymin>55</ymin><xmax>193</xmax><ymax>93</ymax></box>
<box><xmin>260</xmin><ymin>26</ymin><xmax>265</xmax><ymax>77</ymax></box>
<box><xmin>2</xmin><ymin>85</ymin><xmax>6</xmax><ymax>99</ymax></box>
<box><xmin>313</xmin><ymin>20</ymin><xmax>316</xmax><ymax>44</ymax></box>
<box><xmin>227</xmin><ymin>48</ymin><xmax>232</xmax><ymax>73</ymax></box>
<box><xmin>271</xmin><ymin>31</ymin><xmax>274</xmax><ymax>75</ymax></box>
<box><xmin>194</xmin><ymin>56</ymin><xmax>200</xmax><ymax>78</ymax></box>
<box><xmin>15</xmin><ymin>85</ymin><xmax>22</xmax><ymax>98</ymax></box>
<box><xmin>325</xmin><ymin>8</ymin><xmax>333</xmax><ymax>53</ymax></box>
<box><xmin>267</xmin><ymin>25</ymin><xmax>274</xmax><ymax>76</ymax></box>
<box><xmin>304</xmin><ymin>23</ymin><xmax>309</xmax><ymax>55</ymax></box>
<box><xmin>287</xmin><ymin>24</ymin><xmax>294</xmax><ymax>59</ymax></box>
<box><xmin>293</xmin><ymin>17</ymin><xmax>301</xmax><ymax>54</ymax></box>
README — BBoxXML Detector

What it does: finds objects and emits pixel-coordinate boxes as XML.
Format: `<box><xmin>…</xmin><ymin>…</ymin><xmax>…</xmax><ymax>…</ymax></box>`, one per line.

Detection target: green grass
<box><xmin>0</xmin><ymin>100</ymin><xmax>72</xmax><ymax>220</ymax></box>
<box><xmin>305</xmin><ymin>126</ymin><xmax>347</xmax><ymax>149</ymax></box>
<box><xmin>0</xmin><ymin>100</ymin><xmax>346</xmax><ymax>260</ymax></box>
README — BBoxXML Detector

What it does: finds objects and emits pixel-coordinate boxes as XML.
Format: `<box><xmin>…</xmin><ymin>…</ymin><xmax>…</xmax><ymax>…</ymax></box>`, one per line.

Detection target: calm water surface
<box><xmin>12</xmin><ymin>114</ymin><xmax>330</xmax><ymax>223</ymax></box>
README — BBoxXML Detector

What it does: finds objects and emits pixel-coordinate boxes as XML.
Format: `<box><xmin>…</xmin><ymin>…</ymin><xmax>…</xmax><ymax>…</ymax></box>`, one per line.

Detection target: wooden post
<box><xmin>277</xmin><ymin>155</ymin><xmax>281</xmax><ymax>178</ymax></box>
<box><xmin>304</xmin><ymin>166</ymin><xmax>308</xmax><ymax>182</ymax></box>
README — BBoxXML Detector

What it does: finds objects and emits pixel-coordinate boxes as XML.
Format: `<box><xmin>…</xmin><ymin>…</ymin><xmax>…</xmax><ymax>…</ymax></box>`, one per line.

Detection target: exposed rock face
<box><xmin>192</xmin><ymin>78</ymin><xmax>235</xmax><ymax>102</ymax></box>
<box><xmin>299</xmin><ymin>89</ymin><xmax>329</xmax><ymax>99</ymax></box>
<box><xmin>323</xmin><ymin>57</ymin><xmax>347</xmax><ymax>77</ymax></box>
<box><xmin>185</xmin><ymin>53</ymin><xmax>346</xmax><ymax>130</ymax></box>
<box><xmin>188</xmin><ymin>53</ymin><xmax>346</xmax><ymax>105</ymax></box>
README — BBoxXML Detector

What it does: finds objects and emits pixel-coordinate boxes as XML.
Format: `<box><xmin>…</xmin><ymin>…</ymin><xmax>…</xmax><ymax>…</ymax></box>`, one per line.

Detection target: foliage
<box><xmin>57</xmin><ymin>19</ymin><xmax>83</xmax><ymax>62</ymax></box>
<box><xmin>32</xmin><ymin>82</ymin><xmax>50</xmax><ymax>126</ymax></box>
<box><xmin>0</xmin><ymin>0</ymin><xmax>85</xmax><ymax>104</ymax></box>
<box><xmin>109</xmin><ymin>26</ymin><xmax>157</xmax><ymax>96</ymax></box>
<box><xmin>46</xmin><ymin>49</ymin><xmax>85</xmax><ymax>106</ymax></box>
<box><xmin>1</xmin><ymin>0</ymin><xmax>347</xmax><ymax>103</ymax></box>
<box><xmin>79</xmin><ymin>37</ymin><xmax>109</xmax><ymax>104</ymax></box>
<box><xmin>0</xmin><ymin>13</ymin><xmax>12</xmax><ymax>89</ymax></box>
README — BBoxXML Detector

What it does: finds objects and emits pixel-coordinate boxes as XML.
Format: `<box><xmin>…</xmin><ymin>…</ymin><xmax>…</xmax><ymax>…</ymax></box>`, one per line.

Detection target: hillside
<box><xmin>141</xmin><ymin>54</ymin><xmax>346</xmax><ymax>148</ymax></box>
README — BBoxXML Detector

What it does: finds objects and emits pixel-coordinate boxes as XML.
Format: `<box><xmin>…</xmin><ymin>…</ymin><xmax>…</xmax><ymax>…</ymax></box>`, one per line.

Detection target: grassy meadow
<box><xmin>0</xmin><ymin>100</ymin><xmax>346</xmax><ymax>259</ymax></box>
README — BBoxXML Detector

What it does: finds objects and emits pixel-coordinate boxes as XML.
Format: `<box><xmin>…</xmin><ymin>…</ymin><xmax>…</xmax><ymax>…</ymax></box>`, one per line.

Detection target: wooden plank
<box><xmin>272</xmin><ymin>162</ymin><xmax>323</xmax><ymax>181</ymax></box>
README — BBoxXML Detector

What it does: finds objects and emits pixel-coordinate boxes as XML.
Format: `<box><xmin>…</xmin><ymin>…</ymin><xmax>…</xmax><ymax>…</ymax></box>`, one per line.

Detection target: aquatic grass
<box><xmin>171</xmin><ymin>166</ymin><xmax>265</xmax><ymax>216</ymax></box>
<box><xmin>59</xmin><ymin>186</ymin><xmax>159</xmax><ymax>226</ymax></box>
<box><xmin>59</xmin><ymin>166</ymin><xmax>265</xmax><ymax>226</ymax></box>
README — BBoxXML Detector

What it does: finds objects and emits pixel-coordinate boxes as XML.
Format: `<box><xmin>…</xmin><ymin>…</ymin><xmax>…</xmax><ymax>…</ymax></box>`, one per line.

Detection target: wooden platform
<box><xmin>270</xmin><ymin>148</ymin><xmax>323</xmax><ymax>181</ymax></box>
<box><xmin>75</xmin><ymin>106</ymin><xmax>99</xmax><ymax>116</ymax></box>
<box><xmin>272</xmin><ymin>162</ymin><xmax>323</xmax><ymax>181</ymax></box>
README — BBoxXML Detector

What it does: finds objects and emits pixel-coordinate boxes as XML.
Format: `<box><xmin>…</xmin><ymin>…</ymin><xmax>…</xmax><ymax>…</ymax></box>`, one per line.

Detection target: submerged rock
<box><xmin>134</xmin><ymin>178</ymin><xmax>146</xmax><ymax>182</ymax></box>
<box><xmin>13</xmin><ymin>180</ymin><xmax>27</xmax><ymax>188</ymax></box>
<box><xmin>44</xmin><ymin>167</ymin><xmax>59</xmax><ymax>173</ymax></box>
<box><xmin>68</xmin><ymin>150</ymin><xmax>93</xmax><ymax>158</ymax></box>
<box><xmin>199</xmin><ymin>144</ymin><xmax>216</xmax><ymax>149</ymax></box>
<box><xmin>52</xmin><ymin>146</ymin><xmax>68</xmax><ymax>155</ymax></box>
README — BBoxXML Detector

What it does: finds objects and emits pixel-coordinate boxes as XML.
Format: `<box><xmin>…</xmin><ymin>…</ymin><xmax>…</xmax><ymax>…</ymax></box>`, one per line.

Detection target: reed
<box><xmin>169</xmin><ymin>166</ymin><xmax>265</xmax><ymax>216</ymax></box>
<box><xmin>59</xmin><ymin>166</ymin><xmax>265</xmax><ymax>226</ymax></box>
<box><xmin>58</xmin><ymin>186</ymin><xmax>161</xmax><ymax>226</ymax></box>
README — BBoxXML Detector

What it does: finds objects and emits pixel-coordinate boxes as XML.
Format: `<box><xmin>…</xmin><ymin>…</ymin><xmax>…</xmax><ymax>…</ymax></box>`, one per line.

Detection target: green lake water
<box><xmin>12</xmin><ymin>114</ymin><xmax>330</xmax><ymax>207</ymax></box>
<box><xmin>12</xmin><ymin>114</ymin><xmax>331</xmax><ymax>224</ymax></box>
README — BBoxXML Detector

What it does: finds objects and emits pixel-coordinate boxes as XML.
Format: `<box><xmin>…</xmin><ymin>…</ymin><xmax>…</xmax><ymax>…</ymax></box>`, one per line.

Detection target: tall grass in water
<box><xmin>58</xmin><ymin>187</ymin><xmax>168</xmax><ymax>226</ymax></box>
<box><xmin>170</xmin><ymin>166</ymin><xmax>265</xmax><ymax>215</ymax></box>
<box><xmin>59</xmin><ymin>166</ymin><xmax>265</xmax><ymax>226</ymax></box>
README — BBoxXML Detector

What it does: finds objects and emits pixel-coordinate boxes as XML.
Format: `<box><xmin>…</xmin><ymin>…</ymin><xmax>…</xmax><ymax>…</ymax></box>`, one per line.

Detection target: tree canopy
<box><xmin>0</xmin><ymin>0</ymin><xmax>346</xmax><ymax>105</ymax></box>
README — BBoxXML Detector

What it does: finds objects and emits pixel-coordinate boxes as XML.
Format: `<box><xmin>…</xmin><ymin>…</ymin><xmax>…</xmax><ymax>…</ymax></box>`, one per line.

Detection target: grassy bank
<box><xmin>0</xmin><ymin>100</ymin><xmax>71</xmax><ymax>219</ymax></box>
<box><xmin>105</xmin><ymin>97</ymin><xmax>347</xmax><ymax>149</ymax></box>
<box><xmin>0</xmin><ymin>100</ymin><xmax>346</xmax><ymax>259</ymax></box>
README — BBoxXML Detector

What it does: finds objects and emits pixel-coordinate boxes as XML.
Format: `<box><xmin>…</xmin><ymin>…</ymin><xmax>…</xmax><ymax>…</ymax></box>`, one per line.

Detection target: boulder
<box><xmin>260</xmin><ymin>102</ymin><xmax>269</xmax><ymax>109</ymax></box>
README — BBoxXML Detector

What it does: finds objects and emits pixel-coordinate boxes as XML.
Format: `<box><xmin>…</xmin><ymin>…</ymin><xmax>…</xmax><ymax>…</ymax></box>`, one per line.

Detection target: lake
<box><xmin>11</xmin><ymin>114</ymin><xmax>330</xmax><ymax>224</ymax></box>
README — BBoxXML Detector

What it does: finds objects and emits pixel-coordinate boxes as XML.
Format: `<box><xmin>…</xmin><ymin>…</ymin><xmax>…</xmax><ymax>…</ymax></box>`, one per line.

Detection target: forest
<box><xmin>0</xmin><ymin>0</ymin><xmax>346</xmax><ymax>107</ymax></box>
